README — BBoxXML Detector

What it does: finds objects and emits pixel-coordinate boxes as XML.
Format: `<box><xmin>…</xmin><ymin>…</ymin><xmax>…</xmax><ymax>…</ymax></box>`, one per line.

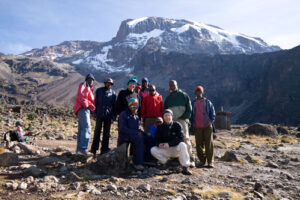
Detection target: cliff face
<box><xmin>129</xmin><ymin>46</ymin><xmax>300</xmax><ymax>125</ymax></box>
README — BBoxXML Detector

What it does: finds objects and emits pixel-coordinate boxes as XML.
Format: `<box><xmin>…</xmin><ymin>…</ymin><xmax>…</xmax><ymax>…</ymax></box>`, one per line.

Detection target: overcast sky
<box><xmin>1</xmin><ymin>0</ymin><xmax>299</xmax><ymax>54</ymax></box>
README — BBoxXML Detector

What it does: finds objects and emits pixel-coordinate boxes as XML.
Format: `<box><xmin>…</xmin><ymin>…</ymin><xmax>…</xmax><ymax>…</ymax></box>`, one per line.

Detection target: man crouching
<box><xmin>151</xmin><ymin>109</ymin><xmax>192</xmax><ymax>175</ymax></box>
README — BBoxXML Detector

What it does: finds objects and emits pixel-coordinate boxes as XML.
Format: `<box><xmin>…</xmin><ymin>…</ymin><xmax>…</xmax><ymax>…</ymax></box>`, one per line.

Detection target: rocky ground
<box><xmin>0</xmin><ymin>106</ymin><xmax>300</xmax><ymax>200</ymax></box>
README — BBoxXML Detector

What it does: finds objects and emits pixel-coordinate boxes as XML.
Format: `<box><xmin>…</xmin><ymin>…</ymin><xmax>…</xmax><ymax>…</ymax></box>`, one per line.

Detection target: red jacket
<box><xmin>141</xmin><ymin>93</ymin><xmax>164</xmax><ymax>119</ymax></box>
<box><xmin>73</xmin><ymin>82</ymin><xmax>95</xmax><ymax>115</ymax></box>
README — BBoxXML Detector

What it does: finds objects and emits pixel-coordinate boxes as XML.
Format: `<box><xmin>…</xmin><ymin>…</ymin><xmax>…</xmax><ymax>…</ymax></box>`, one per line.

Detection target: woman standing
<box><xmin>73</xmin><ymin>74</ymin><xmax>96</xmax><ymax>155</ymax></box>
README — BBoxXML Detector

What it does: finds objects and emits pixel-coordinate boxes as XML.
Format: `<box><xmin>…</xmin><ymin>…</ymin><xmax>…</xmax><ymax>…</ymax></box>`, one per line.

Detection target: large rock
<box><xmin>221</xmin><ymin>151</ymin><xmax>239</xmax><ymax>162</ymax></box>
<box><xmin>96</xmin><ymin>143</ymin><xmax>130</xmax><ymax>175</ymax></box>
<box><xmin>24</xmin><ymin>166</ymin><xmax>47</xmax><ymax>177</ymax></box>
<box><xmin>244</xmin><ymin>123</ymin><xmax>278</xmax><ymax>137</ymax></box>
<box><xmin>18</xmin><ymin>143</ymin><xmax>45</xmax><ymax>155</ymax></box>
<box><xmin>37</xmin><ymin>157</ymin><xmax>59</xmax><ymax>166</ymax></box>
<box><xmin>0</xmin><ymin>152</ymin><xmax>19</xmax><ymax>166</ymax></box>
<box><xmin>276</xmin><ymin>126</ymin><xmax>289</xmax><ymax>135</ymax></box>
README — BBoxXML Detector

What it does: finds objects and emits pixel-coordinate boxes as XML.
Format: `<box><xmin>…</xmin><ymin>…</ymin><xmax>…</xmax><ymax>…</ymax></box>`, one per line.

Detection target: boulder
<box><xmin>221</xmin><ymin>151</ymin><xmax>239</xmax><ymax>162</ymax></box>
<box><xmin>137</xmin><ymin>184</ymin><xmax>151</xmax><ymax>192</ymax></box>
<box><xmin>18</xmin><ymin>143</ymin><xmax>45</xmax><ymax>155</ymax></box>
<box><xmin>0</xmin><ymin>152</ymin><xmax>19</xmax><ymax>167</ymax></box>
<box><xmin>276</xmin><ymin>126</ymin><xmax>289</xmax><ymax>135</ymax></box>
<box><xmin>244</xmin><ymin>123</ymin><xmax>278</xmax><ymax>137</ymax></box>
<box><xmin>96</xmin><ymin>143</ymin><xmax>130</xmax><ymax>175</ymax></box>
<box><xmin>37</xmin><ymin>157</ymin><xmax>59</xmax><ymax>166</ymax></box>
<box><xmin>24</xmin><ymin>166</ymin><xmax>47</xmax><ymax>177</ymax></box>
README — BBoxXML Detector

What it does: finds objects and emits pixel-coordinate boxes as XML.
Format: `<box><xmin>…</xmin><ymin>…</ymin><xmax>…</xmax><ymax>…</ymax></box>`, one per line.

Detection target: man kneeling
<box><xmin>151</xmin><ymin>109</ymin><xmax>192</xmax><ymax>175</ymax></box>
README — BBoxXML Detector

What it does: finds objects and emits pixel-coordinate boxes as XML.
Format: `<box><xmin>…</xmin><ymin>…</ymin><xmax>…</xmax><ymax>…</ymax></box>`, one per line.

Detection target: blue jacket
<box><xmin>190</xmin><ymin>97</ymin><xmax>215</xmax><ymax>126</ymax></box>
<box><xmin>94</xmin><ymin>87</ymin><xmax>116</xmax><ymax>119</ymax></box>
<box><xmin>118</xmin><ymin>109</ymin><xmax>143</xmax><ymax>140</ymax></box>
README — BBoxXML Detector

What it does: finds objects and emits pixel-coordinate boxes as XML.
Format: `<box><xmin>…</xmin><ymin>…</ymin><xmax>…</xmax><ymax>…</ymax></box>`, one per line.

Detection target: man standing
<box><xmin>151</xmin><ymin>109</ymin><xmax>192</xmax><ymax>175</ymax></box>
<box><xmin>90</xmin><ymin>78</ymin><xmax>116</xmax><ymax>156</ymax></box>
<box><xmin>164</xmin><ymin>80</ymin><xmax>194</xmax><ymax>166</ymax></box>
<box><xmin>139</xmin><ymin>77</ymin><xmax>149</xmax><ymax>101</ymax></box>
<box><xmin>141</xmin><ymin>84</ymin><xmax>164</xmax><ymax>132</ymax></box>
<box><xmin>73</xmin><ymin>74</ymin><xmax>95</xmax><ymax>155</ymax></box>
<box><xmin>116</xmin><ymin>76</ymin><xmax>140</xmax><ymax>116</ymax></box>
<box><xmin>118</xmin><ymin>98</ymin><xmax>144</xmax><ymax>170</ymax></box>
<box><xmin>191</xmin><ymin>86</ymin><xmax>215</xmax><ymax>168</ymax></box>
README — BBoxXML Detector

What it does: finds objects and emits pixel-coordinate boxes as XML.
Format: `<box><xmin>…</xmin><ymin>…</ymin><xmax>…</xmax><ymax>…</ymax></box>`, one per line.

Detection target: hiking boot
<box><xmin>182</xmin><ymin>167</ymin><xmax>192</xmax><ymax>175</ymax></box>
<box><xmin>197</xmin><ymin>161</ymin><xmax>206</xmax><ymax>168</ymax></box>
<box><xmin>100</xmin><ymin>148</ymin><xmax>111</xmax><ymax>155</ymax></box>
<box><xmin>207</xmin><ymin>163</ymin><xmax>214</xmax><ymax>168</ymax></box>
<box><xmin>158</xmin><ymin>163</ymin><xmax>168</xmax><ymax>170</ymax></box>
<box><xmin>190</xmin><ymin>156</ymin><xmax>196</xmax><ymax>168</ymax></box>
<box><xmin>134</xmin><ymin>165</ymin><xmax>144</xmax><ymax>171</ymax></box>
<box><xmin>89</xmin><ymin>150</ymin><xmax>96</xmax><ymax>157</ymax></box>
<box><xmin>76</xmin><ymin>150</ymin><xmax>88</xmax><ymax>156</ymax></box>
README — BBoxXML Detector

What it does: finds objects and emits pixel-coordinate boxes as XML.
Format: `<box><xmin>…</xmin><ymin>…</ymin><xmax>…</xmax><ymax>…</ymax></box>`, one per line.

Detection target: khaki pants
<box><xmin>194</xmin><ymin>125</ymin><xmax>214</xmax><ymax>165</ymax></box>
<box><xmin>176</xmin><ymin>119</ymin><xmax>193</xmax><ymax>157</ymax></box>
<box><xmin>151</xmin><ymin>142</ymin><xmax>190</xmax><ymax>167</ymax></box>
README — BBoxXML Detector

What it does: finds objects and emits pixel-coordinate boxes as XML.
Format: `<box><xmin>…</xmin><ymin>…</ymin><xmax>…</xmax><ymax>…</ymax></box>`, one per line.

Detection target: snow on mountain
<box><xmin>121</xmin><ymin>29</ymin><xmax>164</xmax><ymax>49</ymax></box>
<box><xmin>23</xmin><ymin>17</ymin><xmax>281</xmax><ymax>73</ymax></box>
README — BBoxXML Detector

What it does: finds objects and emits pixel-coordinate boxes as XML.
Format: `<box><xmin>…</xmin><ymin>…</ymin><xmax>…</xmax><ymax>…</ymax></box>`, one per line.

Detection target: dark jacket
<box><xmin>94</xmin><ymin>87</ymin><xmax>116</xmax><ymax>119</ymax></box>
<box><xmin>116</xmin><ymin>89</ymin><xmax>141</xmax><ymax>116</ymax></box>
<box><xmin>154</xmin><ymin>121</ymin><xmax>184</xmax><ymax>147</ymax></box>
<box><xmin>118</xmin><ymin>109</ymin><xmax>143</xmax><ymax>141</ymax></box>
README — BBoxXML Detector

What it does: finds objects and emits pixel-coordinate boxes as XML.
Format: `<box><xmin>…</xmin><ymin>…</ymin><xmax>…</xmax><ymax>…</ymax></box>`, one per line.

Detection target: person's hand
<box><xmin>163</xmin><ymin>143</ymin><xmax>169</xmax><ymax>149</ymax></box>
<box><xmin>159</xmin><ymin>143</ymin><xmax>164</xmax><ymax>149</ymax></box>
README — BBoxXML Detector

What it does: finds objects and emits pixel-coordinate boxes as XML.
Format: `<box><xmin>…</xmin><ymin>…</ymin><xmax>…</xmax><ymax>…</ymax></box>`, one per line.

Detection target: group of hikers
<box><xmin>74</xmin><ymin>74</ymin><xmax>216</xmax><ymax>175</ymax></box>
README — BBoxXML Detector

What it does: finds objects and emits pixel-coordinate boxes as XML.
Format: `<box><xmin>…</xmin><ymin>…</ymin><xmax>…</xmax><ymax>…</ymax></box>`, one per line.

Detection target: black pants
<box><xmin>91</xmin><ymin>118</ymin><xmax>112</xmax><ymax>154</ymax></box>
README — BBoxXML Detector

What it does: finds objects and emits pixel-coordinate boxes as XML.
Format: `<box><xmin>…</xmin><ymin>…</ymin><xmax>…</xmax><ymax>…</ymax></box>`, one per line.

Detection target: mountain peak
<box><xmin>23</xmin><ymin>17</ymin><xmax>281</xmax><ymax>73</ymax></box>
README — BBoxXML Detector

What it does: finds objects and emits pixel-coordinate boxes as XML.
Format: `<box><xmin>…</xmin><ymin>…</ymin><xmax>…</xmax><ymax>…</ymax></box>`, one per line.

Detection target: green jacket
<box><xmin>164</xmin><ymin>89</ymin><xmax>192</xmax><ymax>120</ymax></box>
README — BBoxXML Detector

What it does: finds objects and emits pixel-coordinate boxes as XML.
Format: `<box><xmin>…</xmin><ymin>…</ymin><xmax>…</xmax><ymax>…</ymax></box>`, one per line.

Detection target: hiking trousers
<box><xmin>91</xmin><ymin>118</ymin><xmax>112</xmax><ymax>154</ymax></box>
<box><xmin>194</xmin><ymin>125</ymin><xmax>214</xmax><ymax>165</ymax></box>
<box><xmin>151</xmin><ymin>142</ymin><xmax>190</xmax><ymax>167</ymax></box>
<box><xmin>76</xmin><ymin>108</ymin><xmax>91</xmax><ymax>153</ymax></box>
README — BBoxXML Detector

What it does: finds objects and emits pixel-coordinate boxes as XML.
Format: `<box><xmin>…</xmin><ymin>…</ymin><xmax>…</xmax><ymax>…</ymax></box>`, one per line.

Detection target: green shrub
<box><xmin>27</xmin><ymin>112</ymin><xmax>38</xmax><ymax>120</ymax></box>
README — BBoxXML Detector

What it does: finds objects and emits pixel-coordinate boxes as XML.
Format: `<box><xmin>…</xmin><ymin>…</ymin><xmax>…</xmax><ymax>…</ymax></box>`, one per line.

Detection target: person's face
<box><xmin>155</xmin><ymin>120</ymin><xmax>163</xmax><ymax>126</ymax></box>
<box><xmin>142</xmin><ymin>81</ymin><xmax>148</xmax><ymax>88</ymax></box>
<box><xmin>128</xmin><ymin>83</ymin><xmax>135</xmax><ymax>91</ymax></box>
<box><xmin>149</xmin><ymin>86</ymin><xmax>156</xmax><ymax>96</ymax></box>
<box><xmin>195</xmin><ymin>90</ymin><xmax>203</xmax><ymax>97</ymax></box>
<box><xmin>169</xmin><ymin>81</ymin><xmax>178</xmax><ymax>92</ymax></box>
<box><xmin>129</xmin><ymin>102</ymin><xmax>138</xmax><ymax>114</ymax></box>
<box><xmin>105</xmin><ymin>82</ymin><xmax>112</xmax><ymax>89</ymax></box>
<box><xmin>134</xmin><ymin>87</ymin><xmax>141</xmax><ymax>93</ymax></box>
<box><xmin>87</xmin><ymin>78</ymin><xmax>94</xmax><ymax>86</ymax></box>
<box><xmin>163</xmin><ymin>113</ymin><xmax>173</xmax><ymax>124</ymax></box>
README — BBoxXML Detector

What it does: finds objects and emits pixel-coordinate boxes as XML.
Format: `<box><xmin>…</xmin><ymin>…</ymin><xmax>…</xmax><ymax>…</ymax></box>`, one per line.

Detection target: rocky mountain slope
<box><xmin>0</xmin><ymin>54</ymin><xmax>102</xmax><ymax>106</ymax></box>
